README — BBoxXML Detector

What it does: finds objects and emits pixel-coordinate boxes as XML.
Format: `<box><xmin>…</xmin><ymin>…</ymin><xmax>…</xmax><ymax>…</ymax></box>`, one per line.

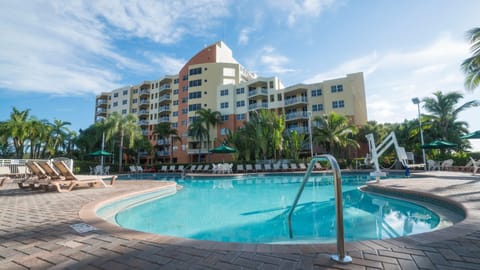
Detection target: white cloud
<box><xmin>267</xmin><ymin>0</ymin><xmax>337</xmax><ymax>26</ymax></box>
<box><xmin>149</xmin><ymin>54</ymin><xmax>186</xmax><ymax>75</ymax></box>
<box><xmin>238</xmin><ymin>28</ymin><xmax>253</xmax><ymax>45</ymax></box>
<box><xmin>0</xmin><ymin>0</ymin><xmax>230</xmax><ymax>95</ymax></box>
<box><xmin>305</xmin><ymin>33</ymin><xmax>472</xmax><ymax>125</ymax></box>
<box><xmin>258</xmin><ymin>46</ymin><xmax>295</xmax><ymax>74</ymax></box>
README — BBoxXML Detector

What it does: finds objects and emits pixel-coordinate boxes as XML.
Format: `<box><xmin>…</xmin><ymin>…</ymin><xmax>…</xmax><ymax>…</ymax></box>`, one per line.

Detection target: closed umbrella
<box><xmin>421</xmin><ymin>140</ymin><xmax>457</xmax><ymax>149</ymax></box>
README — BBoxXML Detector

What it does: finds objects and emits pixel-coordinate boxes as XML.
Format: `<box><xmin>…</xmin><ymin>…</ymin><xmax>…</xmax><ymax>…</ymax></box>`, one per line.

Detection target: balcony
<box><xmin>139</xmin><ymin>120</ymin><xmax>149</xmax><ymax>126</ymax></box>
<box><xmin>158</xmin><ymin>84</ymin><xmax>171</xmax><ymax>92</ymax></box>
<box><xmin>96</xmin><ymin>99</ymin><xmax>108</xmax><ymax>106</ymax></box>
<box><xmin>248</xmin><ymin>88</ymin><xmax>268</xmax><ymax>97</ymax></box>
<box><xmin>158</xmin><ymin>117</ymin><xmax>170</xmax><ymax>123</ymax></box>
<box><xmin>141</xmin><ymin>130</ymin><xmax>148</xmax><ymax>136</ymax></box>
<box><xmin>156</xmin><ymin>151</ymin><xmax>170</xmax><ymax>157</ymax></box>
<box><xmin>157</xmin><ymin>139</ymin><xmax>169</xmax><ymax>145</ymax></box>
<box><xmin>248</xmin><ymin>102</ymin><xmax>269</xmax><ymax>110</ymax></box>
<box><xmin>284</xmin><ymin>96</ymin><xmax>308</xmax><ymax>106</ymax></box>
<box><xmin>187</xmin><ymin>148</ymin><xmax>209</xmax><ymax>154</ymax></box>
<box><xmin>95</xmin><ymin>109</ymin><xmax>107</xmax><ymax>116</ymax></box>
<box><xmin>158</xmin><ymin>105</ymin><xmax>170</xmax><ymax>113</ymax></box>
<box><xmin>139</xmin><ymin>89</ymin><xmax>150</xmax><ymax>96</ymax></box>
<box><xmin>158</xmin><ymin>94</ymin><xmax>171</xmax><ymax>103</ymax></box>
<box><xmin>285</xmin><ymin>111</ymin><xmax>309</xmax><ymax>121</ymax></box>
<box><xmin>139</xmin><ymin>110</ymin><xmax>149</xmax><ymax>116</ymax></box>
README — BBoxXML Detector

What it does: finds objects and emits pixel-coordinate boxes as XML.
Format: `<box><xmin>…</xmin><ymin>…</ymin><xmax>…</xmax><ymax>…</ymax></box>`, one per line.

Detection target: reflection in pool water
<box><xmin>105</xmin><ymin>174</ymin><xmax>459</xmax><ymax>244</ymax></box>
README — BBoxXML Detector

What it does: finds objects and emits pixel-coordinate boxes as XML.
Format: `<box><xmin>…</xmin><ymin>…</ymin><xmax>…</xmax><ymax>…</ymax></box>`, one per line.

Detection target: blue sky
<box><xmin>1</xmin><ymin>0</ymin><xmax>479</xmax><ymax>149</ymax></box>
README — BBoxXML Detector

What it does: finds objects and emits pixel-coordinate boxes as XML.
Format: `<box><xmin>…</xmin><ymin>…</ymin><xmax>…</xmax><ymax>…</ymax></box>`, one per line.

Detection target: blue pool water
<box><xmin>101</xmin><ymin>173</ymin><xmax>458</xmax><ymax>244</ymax></box>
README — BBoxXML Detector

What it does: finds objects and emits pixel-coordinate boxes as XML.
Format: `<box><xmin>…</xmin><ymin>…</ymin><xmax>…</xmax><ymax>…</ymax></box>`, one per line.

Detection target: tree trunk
<box><xmin>119</xmin><ymin>130</ymin><xmax>124</xmax><ymax>173</ymax></box>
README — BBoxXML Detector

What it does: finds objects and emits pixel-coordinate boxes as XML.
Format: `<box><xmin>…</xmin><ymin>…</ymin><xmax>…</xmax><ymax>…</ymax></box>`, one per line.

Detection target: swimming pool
<box><xmin>99</xmin><ymin>173</ymin><xmax>462</xmax><ymax>244</ymax></box>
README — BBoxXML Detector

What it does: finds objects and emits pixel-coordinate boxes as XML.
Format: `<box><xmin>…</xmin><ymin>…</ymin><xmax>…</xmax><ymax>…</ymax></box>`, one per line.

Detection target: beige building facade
<box><xmin>95</xmin><ymin>41</ymin><xmax>367</xmax><ymax>164</ymax></box>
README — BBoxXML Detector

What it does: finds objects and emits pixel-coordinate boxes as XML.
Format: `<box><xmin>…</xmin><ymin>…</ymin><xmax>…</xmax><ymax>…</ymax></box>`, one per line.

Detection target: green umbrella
<box><xmin>461</xmin><ymin>130</ymin><xmax>480</xmax><ymax>139</ymax></box>
<box><xmin>89</xmin><ymin>150</ymin><xmax>113</xmax><ymax>156</ymax></box>
<box><xmin>421</xmin><ymin>140</ymin><xmax>457</xmax><ymax>149</ymax></box>
<box><xmin>209</xmin><ymin>145</ymin><xmax>237</xmax><ymax>153</ymax></box>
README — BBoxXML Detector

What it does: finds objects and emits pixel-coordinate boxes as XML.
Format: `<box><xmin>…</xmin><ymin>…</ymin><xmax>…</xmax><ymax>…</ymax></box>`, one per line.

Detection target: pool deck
<box><xmin>0</xmin><ymin>171</ymin><xmax>479</xmax><ymax>269</ymax></box>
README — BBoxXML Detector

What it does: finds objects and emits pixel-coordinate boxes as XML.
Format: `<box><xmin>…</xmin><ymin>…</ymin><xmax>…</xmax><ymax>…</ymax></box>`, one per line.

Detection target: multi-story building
<box><xmin>94</xmin><ymin>41</ymin><xmax>367</xmax><ymax>164</ymax></box>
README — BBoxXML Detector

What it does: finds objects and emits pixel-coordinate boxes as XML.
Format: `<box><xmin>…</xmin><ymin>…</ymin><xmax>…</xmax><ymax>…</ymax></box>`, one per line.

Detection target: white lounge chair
<box><xmin>470</xmin><ymin>157</ymin><xmax>479</xmax><ymax>175</ymax></box>
<box><xmin>245</xmin><ymin>164</ymin><xmax>253</xmax><ymax>173</ymax></box>
<box><xmin>440</xmin><ymin>159</ymin><xmax>453</xmax><ymax>171</ymax></box>
<box><xmin>264</xmin><ymin>164</ymin><xmax>272</xmax><ymax>171</ymax></box>
<box><xmin>236</xmin><ymin>164</ymin><xmax>244</xmax><ymax>173</ymax></box>
<box><xmin>255</xmin><ymin>164</ymin><xmax>263</xmax><ymax>172</ymax></box>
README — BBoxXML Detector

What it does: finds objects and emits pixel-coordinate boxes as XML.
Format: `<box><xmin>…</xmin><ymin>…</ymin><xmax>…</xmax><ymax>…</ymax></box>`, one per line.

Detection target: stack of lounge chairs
<box><xmin>16</xmin><ymin>161</ymin><xmax>110</xmax><ymax>192</ymax></box>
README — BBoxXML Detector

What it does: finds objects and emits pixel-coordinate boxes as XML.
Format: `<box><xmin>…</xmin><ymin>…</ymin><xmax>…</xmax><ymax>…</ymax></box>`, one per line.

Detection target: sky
<box><xmin>1</xmin><ymin>0</ymin><xmax>480</xmax><ymax>149</ymax></box>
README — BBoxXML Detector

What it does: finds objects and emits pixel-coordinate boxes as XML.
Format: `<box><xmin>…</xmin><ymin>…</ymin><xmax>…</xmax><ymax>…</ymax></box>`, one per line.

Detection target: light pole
<box><xmin>308</xmin><ymin>111</ymin><xmax>313</xmax><ymax>158</ymax></box>
<box><xmin>412</xmin><ymin>97</ymin><xmax>426</xmax><ymax>171</ymax></box>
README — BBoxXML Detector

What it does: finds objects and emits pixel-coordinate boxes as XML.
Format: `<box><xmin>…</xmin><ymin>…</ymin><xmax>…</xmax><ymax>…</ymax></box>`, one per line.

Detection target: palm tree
<box><xmin>4</xmin><ymin>107</ymin><xmax>30</xmax><ymax>158</ymax></box>
<box><xmin>195</xmin><ymin>108</ymin><xmax>221</xmax><ymax>150</ymax></box>
<box><xmin>461</xmin><ymin>27</ymin><xmax>480</xmax><ymax>91</ymax></box>
<box><xmin>188</xmin><ymin>119</ymin><xmax>208</xmax><ymax>162</ymax></box>
<box><xmin>312</xmin><ymin>112</ymin><xmax>359</xmax><ymax>157</ymax></box>
<box><xmin>104</xmin><ymin>113</ymin><xmax>142</xmax><ymax>172</ymax></box>
<box><xmin>153</xmin><ymin>123</ymin><xmax>182</xmax><ymax>163</ymax></box>
<box><xmin>422</xmin><ymin>91</ymin><xmax>479</xmax><ymax>144</ymax></box>
<box><xmin>50</xmin><ymin>119</ymin><xmax>72</xmax><ymax>155</ymax></box>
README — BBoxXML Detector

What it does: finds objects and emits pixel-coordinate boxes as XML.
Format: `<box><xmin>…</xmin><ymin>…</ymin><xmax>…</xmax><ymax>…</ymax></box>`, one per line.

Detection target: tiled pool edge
<box><xmin>79</xmin><ymin>177</ymin><xmax>479</xmax><ymax>255</ymax></box>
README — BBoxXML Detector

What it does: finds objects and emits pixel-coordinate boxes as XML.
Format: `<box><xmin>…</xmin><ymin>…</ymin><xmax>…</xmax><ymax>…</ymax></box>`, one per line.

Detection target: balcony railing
<box><xmin>139</xmin><ymin>89</ymin><xmax>150</xmax><ymax>96</ymax></box>
<box><xmin>285</xmin><ymin>96</ymin><xmax>308</xmax><ymax>106</ymax></box>
<box><xmin>248</xmin><ymin>102</ymin><xmax>269</xmax><ymax>110</ymax></box>
<box><xmin>139</xmin><ymin>99</ymin><xmax>149</xmax><ymax>105</ymax></box>
<box><xmin>158</xmin><ymin>84</ymin><xmax>171</xmax><ymax>91</ymax></box>
<box><xmin>158</xmin><ymin>94</ymin><xmax>171</xmax><ymax>103</ymax></box>
<box><xmin>139</xmin><ymin>120</ymin><xmax>149</xmax><ymax>126</ymax></box>
<box><xmin>96</xmin><ymin>100</ymin><xmax>108</xmax><ymax>105</ymax></box>
<box><xmin>158</xmin><ymin>117</ymin><xmax>170</xmax><ymax>123</ymax></box>
<box><xmin>139</xmin><ymin>110</ymin><xmax>149</xmax><ymax>116</ymax></box>
<box><xmin>158</xmin><ymin>106</ymin><xmax>170</xmax><ymax>113</ymax></box>
<box><xmin>157</xmin><ymin>139</ymin><xmax>169</xmax><ymax>145</ymax></box>
<box><xmin>248</xmin><ymin>88</ymin><xmax>268</xmax><ymax>97</ymax></box>
<box><xmin>285</xmin><ymin>111</ymin><xmax>309</xmax><ymax>120</ymax></box>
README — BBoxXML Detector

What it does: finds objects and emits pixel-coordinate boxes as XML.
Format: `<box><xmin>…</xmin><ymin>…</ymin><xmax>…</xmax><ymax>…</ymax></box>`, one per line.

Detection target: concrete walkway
<box><xmin>0</xmin><ymin>172</ymin><xmax>479</xmax><ymax>269</ymax></box>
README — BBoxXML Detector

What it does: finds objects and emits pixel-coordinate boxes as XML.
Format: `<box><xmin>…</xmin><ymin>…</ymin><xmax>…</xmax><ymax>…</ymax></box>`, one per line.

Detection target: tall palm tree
<box><xmin>50</xmin><ymin>119</ymin><xmax>72</xmax><ymax>155</ymax></box>
<box><xmin>153</xmin><ymin>122</ymin><xmax>182</xmax><ymax>163</ymax></box>
<box><xmin>422</xmin><ymin>91</ymin><xmax>479</xmax><ymax>143</ymax></box>
<box><xmin>312</xmin><ymin>112</ymin><xmax>359</xmax><ymax>157</ymax></box>
<box><xmin>461</xmin><ymin>27</ymin><xmax>480</xmax><ymax>91</ymax></box>
<box><xmin>195</xmin><ymin>108</ymin><xmax>221</xmax><ymax>150</ymax></box>
<box><xmin>188</xmin><ymin>119</ymin><xmax>208</xmax><ymax>162</ymax></box>
<box><xmin>5</xmin><ymin>107</ymin><xmax>30</xmax><ymax>158</ymax></box>
<box><xmin>104</xmin><ymin>113</ymin><xmax>142</xmax><ymax>172</ymax></box>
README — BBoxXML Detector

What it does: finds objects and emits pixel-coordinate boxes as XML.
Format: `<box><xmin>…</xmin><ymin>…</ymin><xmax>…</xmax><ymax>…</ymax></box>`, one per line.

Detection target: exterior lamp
<box><xmin>412</xmin><ymin>97</ymin><xmax>426</xmax><ymax>171</ymax></box>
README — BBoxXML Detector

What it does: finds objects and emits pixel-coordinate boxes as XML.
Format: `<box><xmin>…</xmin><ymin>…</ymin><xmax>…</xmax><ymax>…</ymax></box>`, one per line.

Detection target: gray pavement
<box><xmin>0</xmin><ymin>171</ymin><xmax>479</xmax><ymax>269</ymax></box>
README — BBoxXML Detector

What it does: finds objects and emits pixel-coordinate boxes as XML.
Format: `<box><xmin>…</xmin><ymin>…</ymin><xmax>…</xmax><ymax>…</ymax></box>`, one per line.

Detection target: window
<box><xmin>133</xmin><ymin>89</ymin><xmax>138</xmax><ymax>94</ymax></box>
<box><xmin>131</xmin><ymin>108</ymin><xmax>137</xmax><ymax>113</ymax></box>
<box><xmin>182</xmin><ymin>74</ymin><xmax>188</xmax><ymax>81</ymax></box>
<box><xmin>236</xmin><ymin>114</ymin><xmax>245</xmax><ymax>120</ymax></box>
<box><xmin>189</xmin><ymin>79</ymin><xmax>202</xmax><ymax>87</ymax></box>
<box><xmin>236</xmin><ymin>87</ymin><xmax>245</xmax><ymax>94</ymax></box>
<box><xmin>189</xmin><ymin>91</ymin><xmax>202</xmax><ymax>99</ymax></box>
<box><xmin>332</xmin><ymin>100</ymin><xmax>345</xmax><ymax>108</ymax></box>
<box><xmin>189</xmin><ymin>103</ymin><xmax>202</xmax><ymax>112</ymax></box>
<box><xmin>189</xmin><ymin>67</ymin><xmax>202</xmax><ymax>75</ymax></box>
<box><xmin>236</xmin><ymin>100</ymin><xmax>245</xmax><ymax>107</ymax></box>
<box><xmin>123</xmin><ymin>90</ymin><xmax>128</xmax><ymax>95</ymax></box>
<box><xmin>122</xmin><ymin>100</ymin><xmax>127</xmax><ymax>105</ymax></box>
<box><xmin>113</xmin><ymin>102</ymin><xmax>118</xmax><ymax>107</ymax></box>
<box><xmin>182</xmin><ymin>97</ymin><xmax>188</xmax><ymax>103</ymax></box>
<box><xmin>132</xmin><ymin>98</ymin><xmax>137</xmax><ymax>104</ymax></box>
<box><xmin>173</xmin><ymin>100</ymin><xmax>178</xmax><ymax>105</ymax></box>
<box><xmin>312</xmin><ymin>104</ymin><xmax>323</xmax><ymax>111</ymax></box>
<box><xmin>182</xmin><ymin>86</ymin><xmax>188</xmax><ymax>91</ymax></box>
<box><xmin>311</xmin><ymin>89</ymin><xmax>322</xmax><ymax>96</ymax></box>
<box><xmin>174</xmin><ymin>78</ymin><xmax>179</xmax><ymax>84</ymax></box>
<box><xmin>113</xmin><ymin>93</ymin><xmax>119</xmax><ymax>98</ymax></box>
<box><xmin>220</xmin><ymin>89</ymin><xmax>229</xmax><ymax>96</ymax></box>
<box><xmin>173</xmin><ymin>111</ymin><xmax>178</xmax><ymax>117</ymax></box>
<box><xmin>220</xmin><ymin>128</ymin><xmax>229</xmax><ymax>135</ymax></box>
<box><xmin>220</xmin><ymin>102</ymin><xmax>229</xmax><ymax>109</ymax></box>
<box><xmin>182</xmin><ymin>108</ymin><xmax>188</xmax><ymax>114</ymax></box>
<box><xmin>331</xmin><ymin>84</ymin><xmax>343</xmax><ymax>93</ymax></box>
<box><xmin>121</xmin><ymin>109</ymin><xmax>127</xmax><ymax>114</ymax></box>
<box><xmin>221</xmin><ymin>115</ymin><xmax>229</xmax><ymax>121</ymax></box>
<box><xmin>172</xmin><ymin>123</ymin><xmax>178</xmax><ymax>128</ymax></box>
<box><xmin>181</xmin><ymin>120</ymin><xmax>187</xmax><ymax>126</ymax></box>
<box><xmin>269</xmin><ymin>81</ymin><xmax>274</xmax><ymax>88</ymax></box>
<box><xmin>173</xmin><ymin>89</ymin><xmax>179</xmax><ymax>95</ymax></box>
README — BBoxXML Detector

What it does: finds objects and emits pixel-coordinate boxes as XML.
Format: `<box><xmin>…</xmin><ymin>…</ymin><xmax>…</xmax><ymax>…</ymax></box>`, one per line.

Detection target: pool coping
<box><xmin>79</xmin><ymin>175</ymin><xmax>479</xmax><ymax>255</ymax></box>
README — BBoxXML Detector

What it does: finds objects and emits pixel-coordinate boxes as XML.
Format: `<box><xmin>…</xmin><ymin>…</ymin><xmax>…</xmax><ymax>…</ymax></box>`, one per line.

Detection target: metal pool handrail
<box><xmin>287</xmin><ymin>154</ymin><xmax>352</xmax><ymax>264</ymax></box>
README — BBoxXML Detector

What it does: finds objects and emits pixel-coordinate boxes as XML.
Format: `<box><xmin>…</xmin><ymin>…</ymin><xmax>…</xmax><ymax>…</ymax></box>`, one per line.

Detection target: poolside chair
<box><xmin>177</xmin><ymin>165</ymin><xmax>184</xmax><ymax>173</ymax></box>
<box><xmin>440</xmin><ymin>159</ymin><xmax>453</xmax><ymax>171</ymax></box>
<box><xmin>272</xmin><ymin>163</ymin><xmax>281</xmax><ymax>172</ymax></box>
<box><xmin>264</xmin><ymin>164</ymin><xmax>272</xmax><ymax>171</ymax></box>
<box><xmin>281</xmin><ymin>163</ymin><xmax>290</xmax><ymax>171</ymax></box>
<box><xmin>95</xmin><ymin>165</ymin><xmax>103</xmax><ymax>175</ymax></box>
<box><xmin>212</xmin><ymin>164</ymin><xmax>219</xmax><ymax>174</ymax></box>
<box><xmin>52</xmin><ymin>161</ymin><xmax>108</xmax><ymax>192</ymax></box>
<box><xmin>129</xmin><ymin>166</ymin><xmax>137</xmax><ymax>173</ymax></box>
<box><xmin>227</xmin><ymin>163</ymin><xmax>233</xmax><ymax>174</ymax></box>
<box><xmin>168</xmin><ymin>165</ymin><xmax>176</xmax><ymax>173</ymax></box>
<box><xmin>160</xmin><ymin>165</ymin><xmax>168</xmax><ymax>173</ymax></box>
<box><xmin>103</xmin><ymin>166</ymin><xmax>110</xmax><ymax>175</ymax></box>
<box><xmin>203</xmin><ymin>164</ymin><xmax>211</xmax><ymax>172</ymax></box>
<box><xmin>427</xmin><ymin>160</ymin><xmax>440</xmax><ymax>171</ymax></box>
<box><xmin>298</xmin><ymin>163</ymin><xmax>307</xmax><ymax>171</ymax></box>
<box><xmin>189</xmin><ymin>164</ymin><xmax>197</xmax><ymax>173</ymax></box>
<box><xmin>255</xmin><ymin>164</ymin><xmax>263</xmax><ymax>172</ymax></box>
<box><xmin>136</xmin><ymin>166</ymin><xmax>143</xmax><ymax>173</ymax></box>
<box><xmin>470</xmin><ymin>157</ymin><xmax>479</xmax><ymax>175</ymax></box>
<box><xmin>37</xmin><ymin>161</ymin><xmax>63</xmax><ymax>181</ymax></box>
<box><xmin>245</xmin><ymin>164</ymin><xmax>253</xmax><ymax>173</ymax></box>
<box><xmin>290</xmin><ymin>163</ymin><xmax>299</xmax><ymax>171</ymax></box>
<box><xmin>236</xmin><ymin>164</ymin><xmax>244</xmax><ymax>173</ymax></box>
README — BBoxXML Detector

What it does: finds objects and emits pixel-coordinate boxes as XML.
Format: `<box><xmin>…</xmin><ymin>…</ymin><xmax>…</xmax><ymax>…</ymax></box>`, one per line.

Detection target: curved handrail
<box><xmin>287</xmin><ymin>154</ymin><xmax>352</xmax><ymax>264</ymax></box>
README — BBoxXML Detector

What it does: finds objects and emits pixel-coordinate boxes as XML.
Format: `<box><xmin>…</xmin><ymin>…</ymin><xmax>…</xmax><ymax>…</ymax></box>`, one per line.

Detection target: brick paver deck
<box><xmin>1</xmin><ymin>171</ymin><xmax>479</xmax><ymax>269</ymax></box>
